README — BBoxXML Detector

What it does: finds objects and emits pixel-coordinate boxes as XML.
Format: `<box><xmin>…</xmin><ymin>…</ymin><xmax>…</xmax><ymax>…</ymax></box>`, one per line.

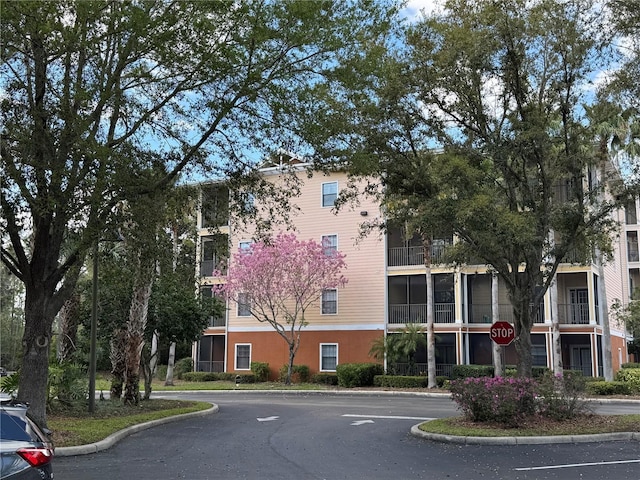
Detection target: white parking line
<box><xmin>515</xmin><ymin>459</ymin><xmax>640</xmax><ymax>471</ymax></box>
<box><xmin>342</xmin><ymin>414</ymin><xmax>434</xmax><ymax>421</ymax></box>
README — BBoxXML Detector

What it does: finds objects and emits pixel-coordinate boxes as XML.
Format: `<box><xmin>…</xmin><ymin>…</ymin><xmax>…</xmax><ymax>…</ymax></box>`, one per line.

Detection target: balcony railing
<box><xmin>200</xmin><ymin>259</ymin><xmax>227</xmax><ymax>277</ymax></box>
<box><xmin>387</xmin><ymin>242</ymin><xmax>451</xmax><ymax>267</ymax></box>
<box><xmin>628</xmin><ymin>247</ymin><xmax>639</xmax><ymax>262</ymax></box>
<box><xmin>557</xmin><ymin>303</ymin><xmax>590</xmax><ymax>324</ymax></box>
<box><xmin>208</xmin><ymin>316</ymin><xmax>226</xmax><ymax>328</ymax></box>
<box><xmin>388</xmin><ymin>303</ymin><xmax>455</xmax><ymax>324</ymax></box>
<box><xmin>467</xmin><ymin>303</ymin><xmax>545</xmax><ymax>323</ymax></box>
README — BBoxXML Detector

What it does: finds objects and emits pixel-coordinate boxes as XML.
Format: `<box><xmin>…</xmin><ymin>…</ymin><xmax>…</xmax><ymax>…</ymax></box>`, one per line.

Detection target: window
<box><xmin>321</xmin><ymin>289</ymin><xmax>337</xmax><ymax>315</ymax></box>
<box><xmin>321</xmin><ymin>234</ymin><xmax>338</xmax><ymax>256</ymax></box>
<box><xmin>235</xmin><ymin>344</ymin><xmax>251</xmax><ymax>370</ymax></box>
<box><xmin>320</xmin><ymin>344</ymin><xmax>338</xmax><ymax>371</ymax></box>
<box><xmin>239</xmin><ymin>241</ymin><xmax>253</xmax><ymax>252</ymax></box>
<box><xmin>237</xmin><ymin>293</ymin><xmax>251</xmax><ymax>317</ymax></box>
<box><xmin>322</xmin><ymin>182</ymin><xmax>338</xmax><ymax>207</ymax></box>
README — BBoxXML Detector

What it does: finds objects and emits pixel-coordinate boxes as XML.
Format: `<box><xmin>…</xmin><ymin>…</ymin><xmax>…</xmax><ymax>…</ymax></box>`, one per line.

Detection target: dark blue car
<box><xmin>0</xmin><ymin>397</ymin><xmax>54</xmax><ymax>479</ymax></box>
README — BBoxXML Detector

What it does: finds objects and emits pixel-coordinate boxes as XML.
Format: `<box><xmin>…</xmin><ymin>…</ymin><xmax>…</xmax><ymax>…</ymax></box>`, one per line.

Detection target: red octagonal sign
<box><xmin>490</xmin><ymin>321</ymin><xmax>516</xmax><ymax>346</ymax></box>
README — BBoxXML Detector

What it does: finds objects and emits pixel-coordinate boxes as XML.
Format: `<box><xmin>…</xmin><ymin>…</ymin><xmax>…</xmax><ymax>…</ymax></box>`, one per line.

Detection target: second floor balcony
<box><xmin>389</xmin><ymin>303</ymin><xmax>455</xmax><ymax>324</ymax></box>
<box><xmin>467</xmin><ymin>303</ymin><xmax>545</xmax><ymax>324</ymax></box>
<box><xmin>388</xmin><ymin>240</ymin><xmax>452</xmax><ymax>267</ymax></box>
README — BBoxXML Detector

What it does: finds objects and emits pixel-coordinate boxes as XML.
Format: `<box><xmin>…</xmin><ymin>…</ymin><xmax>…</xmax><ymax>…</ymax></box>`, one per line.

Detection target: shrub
<box><xmin>155</xmin><ymin>364</ymin><xmax>168</xmax><ymax>381</ymax></box>
<box><xmin>614</xmin><ymin>368</ymin><xmax>640</xmax><ymax>393</ymax></box>
<box><xmin>311</xmin><ymin>373</ymin><xmax>339</xmax><ymax>385</ymax></box>
<box><xmin>174</xmin><ymin>357</ymin><xmax>194</xmax><ymax>379</ymax></box>
<box><xmin>336</xmin><ymin>363</ymin><xmax>384</xmax><ymax>388</ymax></box>
<box><xmin>621</xmin><ymin>362</ymin><xmax>640</xmax><ymax>369</ymax></box>
<box><xmin>182</xmin><ymin>372</ymin><xmax>219</xmax><ymax>382</ymax></box>
<box><xmin>278</xmin><ymin>365</ymin><xmax>310</xmax><ymax>383</ymax></box>
<box><xmin>536</xmin><ymin>371</ymin><xmax>589</xmax><ymax>420</ymax></box>
<box><xmin>452</xmin><ymin>364</ymin><xmax>494</xmax><ymax>379</ymax></box>
<box><xmin>250</xmin><ymin>362</ymin><xmax>270</xmax><ymax>382</ymax></box>
<box><xmin>450</xmin><ymin>376</ymin><xmax>538</xmax><ymax>427</ymax></box>
<box><xmin>48</xmin><ymin>362</ymin><xmax>88</xmax><ymax>407</ymax></box>
<box><xmin>586</xmin><ymin>381</ymin><xmax>633</xmax><ymax>396</ymax></box>
<box><xmin>374</xmin><ymin>375</ymin><xmax>426</xmax><ymax>388</ymax></box>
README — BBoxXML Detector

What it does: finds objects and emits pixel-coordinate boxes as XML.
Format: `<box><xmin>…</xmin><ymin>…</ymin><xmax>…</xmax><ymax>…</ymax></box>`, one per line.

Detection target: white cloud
<box><xmin>401</xmin><ymin>0</ymin><xmax>443</xmax><ymax>22</ymax></box>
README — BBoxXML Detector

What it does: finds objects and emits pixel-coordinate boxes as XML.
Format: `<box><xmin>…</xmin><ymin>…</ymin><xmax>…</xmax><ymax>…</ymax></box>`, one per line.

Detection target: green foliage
<box><xmin>278</xmin><ymin>365</ymin><xmax>310</xmax><ymax>383</ymax></box>
<box><xmin>173</xmin><ymin>358</ymin><xmax>193</xmax><ymax>380</ymax></box>
<box><xmin>47</xmin><ymin>363</ymin><xmax>88</xmax><ymax>408</ymax></box>
<box><xmin>310</xmin><ymin>373</ymin><xmax>339</xmax><ymax>385</ymax></box>
<box><xmin>250</xmin><ymin>362</ymin><xmax>270</xmax><ymax>382</ymax></box>
<box><xmin>536</xmin><ymin>372</ymin><xmax>589</xmax><ymax>420</ymax></box>
<box><xmin>586</xmin><ymin>381</ymin><xmax>633</xmax><ymax>396</ymax></box>
<box><xmin>336</xmin><ymin>363</ymin><xmax>384</xmax><ymax>388</ymax></box>
<box><xmin>374</xmin><ymin>375</ymin><xmax>426</xmax><ymax>388</ymax></box>
<box><xmin>621</xmin><ymin>363</ymin><xmax>640</xmax><ymax>369</ymax></box>
<box><xmin>155</xmin><ymin>365</ymin><xmax>168</xmax><ymax>381</ymax></box>
<box><xmin>452</xmin><ymin>365</ymin><xmax>494</xmax><ymax>379</ymax></box>
<box><xmin>614</xmin><ymin>368</ymin><xmax>640</xmax><ymax>392</ymax></box>
<box><xmin>182</xmin><ymin>372</ymin><xmax>220</xmax><ymax>382</ymax></box>
<box><xmin>0</xmin><ymin>371</ymin><xmax>20</xmax><ymax>397</ymax></box>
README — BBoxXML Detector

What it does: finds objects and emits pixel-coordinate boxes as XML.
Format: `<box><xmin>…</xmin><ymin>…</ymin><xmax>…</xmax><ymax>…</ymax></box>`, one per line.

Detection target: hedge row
<box><xmin>373</xmin><ymin>375</ymin><xmax>449</xmax><ymax>388</ymax></box>
<box><xmin>181</xmin><ymin>372</ymin><xmax>257</xmax><ymax>383</ymax></box>
<box><xmin>336</xmin><ymin>363</ymin><xmax>383</xmax><ymax>387</ymax></box>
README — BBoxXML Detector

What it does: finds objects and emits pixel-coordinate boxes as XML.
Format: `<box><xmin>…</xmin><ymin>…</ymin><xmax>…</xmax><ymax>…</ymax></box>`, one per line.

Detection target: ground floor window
<box><xmin>320</xmin><ymin>343</ymin><xmax>338</xmax><ymax>371</ymax></box>
<box><xmin>235</xmin><ymin>344</ymin><xmax>251</xmax><ymax>370</ymax></box>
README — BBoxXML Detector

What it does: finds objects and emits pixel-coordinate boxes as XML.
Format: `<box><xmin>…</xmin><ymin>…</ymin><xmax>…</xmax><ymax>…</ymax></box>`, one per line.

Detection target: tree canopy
<box><xmin>0</xmin><ymin>0</ymin><xmax>397</xmax><ymax>425</ymax></box>
<box><xmin>302</xmin><ymin>0</ymin><xmax>634</xmax><ymax>376</ymax></box>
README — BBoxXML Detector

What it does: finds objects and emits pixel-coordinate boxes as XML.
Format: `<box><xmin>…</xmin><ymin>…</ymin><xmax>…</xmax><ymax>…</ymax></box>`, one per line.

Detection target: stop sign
<box><xmin>490</xmin><ymin>321</ymin><xmax>516</xmax><ymax>346</ymax></box>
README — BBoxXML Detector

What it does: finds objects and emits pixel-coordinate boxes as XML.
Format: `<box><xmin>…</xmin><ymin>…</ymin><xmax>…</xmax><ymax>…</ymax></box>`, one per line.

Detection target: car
<box><xmin>0</xmin><ymin>396</ymin><xmax>54</xmax><ymax>480</ymax></box>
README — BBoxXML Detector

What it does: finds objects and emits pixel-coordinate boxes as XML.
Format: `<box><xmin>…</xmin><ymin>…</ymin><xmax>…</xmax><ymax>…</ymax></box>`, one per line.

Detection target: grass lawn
<box><xmin>419</xmin><ymin>414</ymin><xmax>640</xmax><ymax>437</ymax></box>
<box><xmin>48</xmin><ymin>399</ymin><xmax>212</xmax><ymax>447</ymax></box>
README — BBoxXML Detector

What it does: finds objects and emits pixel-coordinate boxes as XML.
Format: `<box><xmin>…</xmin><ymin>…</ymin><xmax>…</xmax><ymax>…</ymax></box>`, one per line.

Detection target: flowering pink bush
<box><xmin>450</xmin><ymin>376</ymin><xmax>538</xmax><ymax>427</ymax></box>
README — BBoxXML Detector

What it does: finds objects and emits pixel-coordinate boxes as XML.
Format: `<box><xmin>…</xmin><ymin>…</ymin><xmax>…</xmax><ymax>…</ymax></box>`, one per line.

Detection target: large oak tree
<box><xmin>303</xmin><ymin>0</ymin><xmax>631</xmax><ymax>377</ymax></box>
<box><xmin>0</xmin><ymin>0</ymin><xmax>396</xmax><ymax>425</ymax></box>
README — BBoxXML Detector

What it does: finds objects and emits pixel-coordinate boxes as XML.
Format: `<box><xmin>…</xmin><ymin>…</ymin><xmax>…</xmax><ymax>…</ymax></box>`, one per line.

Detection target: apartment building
<box><xmin>193</xmin><ymin>162</ymin><xmax>631</xmax><ymax>379</ymax></box>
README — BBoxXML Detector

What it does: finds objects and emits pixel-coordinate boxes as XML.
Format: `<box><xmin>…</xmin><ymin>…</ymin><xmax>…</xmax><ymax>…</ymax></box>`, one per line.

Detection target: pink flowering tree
<box><xmin>217</xmin><ymin>233</ymin><xmax>347</xmax><ymax>384</ymax></box>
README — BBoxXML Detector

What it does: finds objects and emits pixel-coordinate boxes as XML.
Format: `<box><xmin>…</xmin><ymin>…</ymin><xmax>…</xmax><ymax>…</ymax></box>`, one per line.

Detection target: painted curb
<box><xmin>55</xmin><ymin>403</ymin><xmax>218</xmax><ymax>457</ymax></box>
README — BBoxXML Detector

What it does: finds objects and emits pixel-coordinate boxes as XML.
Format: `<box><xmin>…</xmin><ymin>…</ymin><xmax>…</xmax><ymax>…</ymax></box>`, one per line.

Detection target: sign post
<box><xmin>490</xmin><ymin>321</ymin><xmax>516</xmax><ymax>346</ymax></box>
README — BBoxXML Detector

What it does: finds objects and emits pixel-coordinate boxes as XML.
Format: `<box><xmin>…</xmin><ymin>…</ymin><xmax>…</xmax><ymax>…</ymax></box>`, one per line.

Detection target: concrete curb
<box><xmin>410</xmin><ymin>423</ymin><xmax>640</xmax><ymax>445</ymax></box>
<box><xmin>55</xmin><ymin>403</ymin><xmax>218</xmax><ymax>457</ymax></box>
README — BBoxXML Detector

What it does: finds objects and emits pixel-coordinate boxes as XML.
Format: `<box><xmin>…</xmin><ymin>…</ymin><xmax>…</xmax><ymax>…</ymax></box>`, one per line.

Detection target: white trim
<box><xmin>320</xmin><ymin>343</ymin><xmax>339</xmax><ymax>372</ymax></box>
<box><xmin>321</xmin><ymin>181</ymin><xmax>338</xmax><ymax>208</ymax></box>
<box><xmin>227</xmin><ymin>324</ymin><xmax>385</xmax><ymax>332</ymax></box>
<box><xmin>321</xmin><ymin>233</ymin><xmax>339</xmax><ymax>256</ymax></box>
<box><xmin>234</xmin><ymin>343</ymin><xmax>252</xmax><ymax>370</ymax></box>
<box><xmin>321</xmin><ymin>289</ymin><xmax>338</xmax><ymax>315</ymax></box>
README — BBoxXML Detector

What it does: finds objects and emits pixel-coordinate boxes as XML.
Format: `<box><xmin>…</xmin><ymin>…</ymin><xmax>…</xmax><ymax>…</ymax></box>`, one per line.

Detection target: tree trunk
<box><xmin>109</xmin><ymin>328</ymin><xmax>127</xmax><ymax>399</ymax></box>
<box><xmin>150</xmin><ymin>330</ymin><xmax>159</xmax><ymax>378</ymax></box>
<box><xmin>141</xmin><ymin>347</ymin><xmax>152</xmax><ymax>400</ymax></box>
<box><xmin>57</xmin><ymin>293</ymin><xmax>80</xmax><ymax>362</ymax></box>
<box><xmin>123</xmin><ymin>275</ymin><xmax>153</xmax><ymax>405</ymax></box>
<box><xmin>423</xmin><ymin>237</ymin><xmax>437</xmax><ymax>388</ymax></box>
<box><xmin>513</xmin><ymin>298</ymin><xmax>534</xmax><ymax>378</ymax></box>
<box><xmin>18</xmin><ymin>292</ymin><xmax>53</xmax><ymax>428</ymax></box>
<box><xmin>165</xmin><ymin>342</ymin><xmax>176</xmax><ymax>386</ymax></box>
<box><xmin>491</xmin><ymin>273</ymin><xmax>503</xmax><ymax>377</ymax></box>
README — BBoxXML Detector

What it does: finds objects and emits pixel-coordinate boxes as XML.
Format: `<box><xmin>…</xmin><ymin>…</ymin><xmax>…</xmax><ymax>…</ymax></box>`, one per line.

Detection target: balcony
<box><xmin>208</xmin><ymin>315</ymin><xmax>226</xmax><ymax>328</ymax></box>
<box><xmin>200</xmin><ymin>259</ymin><xmax>227</xmax><ymax>277</ymax></box>
<box><xmin>467</xmin><ymin>303</ymin><xmax>545</xmax><ymax>323</ymax></box>
<box><xmin>557</xmin><ymin>303</ymin><xmax>590</xmax><ymax>324</ymax></box>
<box><xmin>387</xmin><ymin>240</ymin><xmax>451</xmax><ymax>267</ymax></box>
<box><xmin>388</xmin><ymin>303</ymin><xmax>455</xmax><ymax>324</ymax></box>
